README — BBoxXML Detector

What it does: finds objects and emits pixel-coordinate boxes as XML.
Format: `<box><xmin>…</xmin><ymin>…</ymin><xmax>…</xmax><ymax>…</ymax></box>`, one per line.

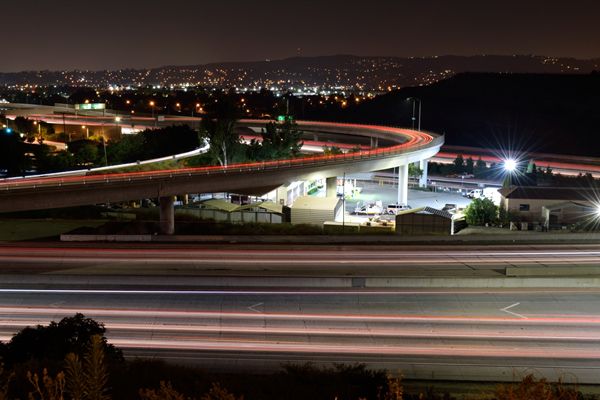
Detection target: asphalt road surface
<box><xmin>1</xmin><ymin>244</ymin><xmax>600</xmax><ymax>382</ymax></box>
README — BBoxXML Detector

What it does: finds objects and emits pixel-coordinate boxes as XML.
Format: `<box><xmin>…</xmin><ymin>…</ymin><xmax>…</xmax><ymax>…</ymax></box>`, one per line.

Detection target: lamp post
<box><xmin>342</xmin><ymin>172</ymin><xmax>346</xmax><ymax>233</ymax></box>
<box><xmin>407</xmin><ymin>97</ymin><xmax>422</xmax><ymax>131</ymax></box>
<box><xmin>101</xmin><ymin>136</ymin><xmax>108</xmax><ymax>166</ymax></box>
<box><xmin>114</xmin><ymin>116</ymin><xmax>121</xmax><ymax>138</ymax></box>
<box><xmin>503</xmin><ymin>158</ymin><xmax>517</xmax><ymax>187</ymax></box>
<box><xmin>81</xmin><ymin>125</ymin><xmax>89</xmax><ymax>139</ymax></box>
<box><xmin>149</xmin><ymin>101</ymin><xmax>156</xmax><ymax>127</ymax></box>
<box><xmin>34</xmin><ymin>120</ymin><xmax>41</xmax><ymax>140</ymax></box>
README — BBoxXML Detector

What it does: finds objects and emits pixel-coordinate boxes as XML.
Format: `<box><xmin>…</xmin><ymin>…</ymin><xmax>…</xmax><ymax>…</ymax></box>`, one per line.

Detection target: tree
<box><xmin>139</xmin><ymin>381</ymin><xmax>185</xmax><ymax>400</ymax></box>
<box><xmin>83</xmin><ymin>335</ymin><xmax>110</xmax><ymax>400</ymax></box>
<box><xmin>13</xmin><ymin>116</ymin><xmax>34</xmax><ymax>135</ymax></box>
<box><xmin>452</xmin><ymin>154</ymin><xmax>465</xmax><ymax>173</ymax></box>
<box><xmin>69</xmin><ymin>140</ymin><xmax>100</xmax><ymax>166</ymax></box>
<box><xmin>384</xmin><ymin>375</ymin><xmax>403</xmax><ymax>400</ymax></box>
<box><xmin>0</xmin><ymin>130</ymin><xmax>30</xmax><ymax>176</ymax></box>
<box><xmin>408</xmin><ymin>163</ymin><xmax>423</xmax><ymax>179</ymax></box>
<box><xmin>464</xmin><ymin>198</ymin><xmax>498</xmax><ymax>226</ymax></box>
<box><xmin>495</xmin><ymin>374</ymin><xmax>579</xmax><ymax>400</ymax></box>
<box><xmin>65</xmin><ymin>354</ymin><xmax>85</xmax><ymax>400</ymax></box>
<box><xmin>465</xmin><ymin>157</ymin><xmax>474</xmax><ymax>174</ymax></box>
<box><xmin>200</xmin><ymin>383</ymin><xmax>241</xmax><ymax>400</ymax></box>
<box><xmin>475</xmin><ymin>157</ymin><xmax>486</xmax><ymax>171</ymax></box>
<box><xmin>27</xmin><ymin>369</ymin><xmax>65</xmax><ymax>400</ymax></box>
<box><xmin>103</xmin><ymin>124</ymin><xmax>200</xmax><ymax>165</ymax></box>
<box><xmin>247</xmin><ymin>119</ymin><xmax>303</xmax><ymax>161</ymax></box>
<box><xmin>201</xmin><ymin>99</ymin><xmax>242</xmax><ymax>166</ymax></box>
<box><xmin>0</xmin><ymin>364</ymin><xmax>14</xmax><ymax>400</ymax></box>
<box><xmin>322</xmin><ymin>146</ymin><xmax>343</xmax><ymax>156</ymax></box>
<box><xmin>1</xmin><ymin>313</ymin><xmax>123</xmax><ymax>368</ymax></box>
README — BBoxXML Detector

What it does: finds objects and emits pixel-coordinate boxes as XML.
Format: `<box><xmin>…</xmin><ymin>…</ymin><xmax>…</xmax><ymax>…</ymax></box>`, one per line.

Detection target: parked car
<box><xmin>442</xmin><ymin>203</ymin><xmax>457</xmax><ymax>212</ymax></box>
<box><xmin>354</xmin><ymin>201</ymin><xmax>383</xmax><ymax>215</ymax></box>
<box><xmin>386</xmin><ymin>203</ymin><xmax>412</xmax><ymax>215</ymax></box>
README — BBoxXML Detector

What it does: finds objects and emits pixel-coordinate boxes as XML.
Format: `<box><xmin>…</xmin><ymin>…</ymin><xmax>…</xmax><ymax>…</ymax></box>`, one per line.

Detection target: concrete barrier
<box><xmin>506</xmin><ymin>266</ymin><xmax>600</xmax><ymax>277</ymax></box>
<box><xmin>60</xmin><ymin>234</ymin><xmax>152</xmax><ymax>242</ymax></box>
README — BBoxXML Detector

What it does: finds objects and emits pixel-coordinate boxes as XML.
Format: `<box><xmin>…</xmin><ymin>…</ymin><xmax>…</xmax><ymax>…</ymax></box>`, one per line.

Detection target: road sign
<box><xmin>75</xmin><ymin>103</ymin><xmax>106</xmax><ymax>110</ymax></box>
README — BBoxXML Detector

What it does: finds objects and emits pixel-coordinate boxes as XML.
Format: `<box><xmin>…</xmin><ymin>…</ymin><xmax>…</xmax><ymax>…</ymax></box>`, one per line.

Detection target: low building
<box><xmin>290</xmin><ymin>196</ymin><xmax>342</xmax><ymax>226</ymax></box>
<box><xmin>542</xmin><ymin>201</ymin><xmax>596</xmax><ymax>228</ymax></box>
<box><xmin>499</xmin><ymin>186</ymin><xmax>598</xmax><ymax>226</ymax></box>
<box><xmin>182</xmin><ymin>199</ymin><xmax>284</xmax><ymax>223</ymax></box>
<box><xmin>395</xmin><ymin>206</ymin><xmax>456</xmax><ymax>235</ymax></box>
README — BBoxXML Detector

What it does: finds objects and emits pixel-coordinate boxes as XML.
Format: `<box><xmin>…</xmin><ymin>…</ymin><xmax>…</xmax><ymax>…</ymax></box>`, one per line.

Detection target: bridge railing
<box><xmin>0</xmin><ymin>123</ymin><xmax>444</xmax><ymax>191</ymax></box>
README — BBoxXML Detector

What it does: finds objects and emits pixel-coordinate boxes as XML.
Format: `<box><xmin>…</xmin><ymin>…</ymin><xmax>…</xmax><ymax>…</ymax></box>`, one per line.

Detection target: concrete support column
<box><xmin>326</xmin><ymin>176</ymin><xmax>337</xmax><ymax>197</ymax></box>
<box><xmin>397</xmin><ymin>164</ymin><xmax>409</xmax><ymax>205</ymax></box>
<box><xmin>370</xmin><ymin>137</ymin><xmax>379</xmax><ymax>148</ymax></box>
<box><xmin>159</xmin><ymin>196</ymin><xmax>175</xmax><ymax>235</ymax></box>
<box><xmin>419</xmin><ymin>159</ymin><xmax>429</xmax><ymax>187</ymax></box>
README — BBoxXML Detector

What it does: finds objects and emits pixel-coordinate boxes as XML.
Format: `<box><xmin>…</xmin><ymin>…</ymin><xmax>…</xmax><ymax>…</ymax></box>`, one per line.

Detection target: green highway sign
<box><xmin>75</xmin><ymin>103</ymin><xmax>106</xmax><ymax>110</ymax></box>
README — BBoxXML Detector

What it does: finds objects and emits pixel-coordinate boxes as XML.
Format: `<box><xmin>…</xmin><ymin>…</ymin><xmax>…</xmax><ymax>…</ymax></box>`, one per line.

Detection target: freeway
<box><xmin>1</xmin><ymin>284</ymin><xmax>600</xmax><ymax>382</ymax></box>
<box><xmin>2</xmin><ymin>244</ymin><xmax>600</xmax><ymax>277</ymax></box>
<box><xmin>1</xmin><ymin>244</ymin><xmax>600</xmax><ymax>382</ymax></box>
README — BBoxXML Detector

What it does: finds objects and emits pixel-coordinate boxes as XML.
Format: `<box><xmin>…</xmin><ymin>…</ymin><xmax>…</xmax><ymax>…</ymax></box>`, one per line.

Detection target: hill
<box><xmin>0</xmin><ymin>55</ymin><xmax>598</xmax><ymax>90</ymax></box>
<box><xmin>344</xmin><ymin>72</ymin><xmax>600</xmax><ymax>157</ymax></box>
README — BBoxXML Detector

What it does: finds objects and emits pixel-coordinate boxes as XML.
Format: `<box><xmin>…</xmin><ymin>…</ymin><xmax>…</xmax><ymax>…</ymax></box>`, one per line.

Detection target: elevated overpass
<box><xmin>0</xmin><ymin>119</ymin><xmax>443</xmax><ymax>233</ymax></box>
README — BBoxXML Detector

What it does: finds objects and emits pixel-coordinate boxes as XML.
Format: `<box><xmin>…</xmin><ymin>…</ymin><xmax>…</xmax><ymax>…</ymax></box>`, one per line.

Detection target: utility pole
<box><xmin>411</xmin><ymin>100</ymin><xmax>416</xmax><ymax>130</ymax></box>
<box><xmin>342</xmin><ymin>172</ymin><xmax>346</xmax><ymax>233</ymax></box>
<box><xmin>418</xmin><ymin>99</ymin><xmax>422</xmax><ymax>131</ymax></box>
<box><xmin>102</xmin><ymin>137</ymin><xmax>108</xmax><ymax>166</ymax></box>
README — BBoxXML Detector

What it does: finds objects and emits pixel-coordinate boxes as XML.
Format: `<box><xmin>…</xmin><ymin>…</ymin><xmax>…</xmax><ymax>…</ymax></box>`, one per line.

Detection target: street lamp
<box><xmin>503</xmin><ymin>158</ymin><xmax>518</xmax><ymax>187</ymax></box>
<box><xmin>149</xmin><ymin>101</ymin><xmax>156</xmax><ymax>127</ymax></box>
<box><xmin>114</xmin><ymin>116</ymin><xmax>121</xmax><ymax>136</ymax></box>
<box><xmin>81</xmin><ymin>125</ymin><xmax>89</xmax><ymax>139</ymax></box>
<box><xmin>503</xmin><ymin>159</ymin><xmax>517</xmax><ymax>172</ymax></box>
<box><xmin>34</xmin><ymin>120</ymin><xmax>41</xmax><ymax>139</ymax></box>
<box><xmin>101</xmin><ymin>136</ymin><xmax>108</xmax><ymax>166</ymax></box>
<box><xmin>407</xmin><ymin>97</ymin><xmax>422</xmax><ymax>131</ymax></box>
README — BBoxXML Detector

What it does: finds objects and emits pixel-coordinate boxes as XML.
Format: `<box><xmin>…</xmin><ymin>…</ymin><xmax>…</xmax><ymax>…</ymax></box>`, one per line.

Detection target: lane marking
<box><xmin>501</xmin><ymin>302</ymin><xmax>527</xmax><ymax>319</ymax></box>
<box><xmin>247</xmin><ymin>302</ymin><xmax>264</xmax><ymax>313</ymax></box>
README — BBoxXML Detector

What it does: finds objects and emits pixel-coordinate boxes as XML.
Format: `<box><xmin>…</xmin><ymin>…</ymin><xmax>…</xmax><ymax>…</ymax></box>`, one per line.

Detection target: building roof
<box><xmin>499</xmin><ymin>186</ymin><xmax>598</xmax><ymax>201</ymax></box>
<box><xmin>202</xmin><ymin>199</ymin><xmax>283</xmax><ymax>214</ymax></box>
<box><xmin>240</xmin><ymin>201</ymin><xmax>283</xmax><ymax>214</ymax></box>
<box><xmin>291</xmin><ymin>196</ymin><xmax>340</xmax><ymax>211</ymax></box>
<box><xmin>397</xmin><ymin>206</ymin><xmax>453</xmax><ymax>219</ymax></box>
<box><xmin>202</xmin><ymin>199</ymin><xmax>240</xmax><ymax>212</ymax></box>
<box><xmin>542</xmin><ymin>201</ymin><xmax>595</xmax><ymax>212</ymax></box>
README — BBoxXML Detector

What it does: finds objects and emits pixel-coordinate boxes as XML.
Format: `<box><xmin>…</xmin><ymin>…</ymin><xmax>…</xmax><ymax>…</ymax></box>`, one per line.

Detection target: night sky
<box><xmin>1</xmin><ymin>0</ymin><xmax>599</xmax><ymax>72</ymax></box>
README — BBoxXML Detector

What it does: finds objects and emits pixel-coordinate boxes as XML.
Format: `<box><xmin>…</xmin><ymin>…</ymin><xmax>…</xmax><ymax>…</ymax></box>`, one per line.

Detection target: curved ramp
<box><xmin>0</xmin><ymin>121</ymin><xmax>443</xmax><ymax>213</ymax></box>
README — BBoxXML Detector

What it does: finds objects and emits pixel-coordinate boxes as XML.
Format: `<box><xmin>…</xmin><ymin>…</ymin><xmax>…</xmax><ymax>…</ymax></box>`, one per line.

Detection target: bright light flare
<box><xmin>504</xmin><ymin>159</ymin><xmax>517</xmax><ymax>172</ymax></box>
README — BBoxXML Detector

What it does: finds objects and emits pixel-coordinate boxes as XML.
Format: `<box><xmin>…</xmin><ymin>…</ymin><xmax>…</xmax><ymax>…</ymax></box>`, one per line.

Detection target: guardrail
<box><xmin>0</xmin><ymin>121</ymin><xmax>443</xmax><ymax>192</ymax></box>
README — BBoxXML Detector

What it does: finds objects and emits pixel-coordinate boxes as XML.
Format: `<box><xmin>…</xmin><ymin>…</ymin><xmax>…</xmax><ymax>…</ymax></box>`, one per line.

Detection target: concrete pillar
<box><xmin>181</xmin><ymin>194</ymin><xmax>189</xmax><ymax>205</ymax></box>
<box><xmin>326</xmin><ymin>176</ymin><xmax>337</xmax><ymax>197</ymax></box>
<box><xmin>159</xmin><ymin>196</ymin><xmax>175</xmax><ymax>235</ymax></box>
<box><xmin>370</xmin><ymin>137</ymin><xmax>379</xmax><ymax>148</ymax></box>
<box><xmin>397</xmin><ymin>164</ymin><xmax>409</xmax><ymax>205</ymax></box>
<box><xmin>419</xmin><ymin>159</ymin><xmax>429</xmax><ymax>187</ymax></box>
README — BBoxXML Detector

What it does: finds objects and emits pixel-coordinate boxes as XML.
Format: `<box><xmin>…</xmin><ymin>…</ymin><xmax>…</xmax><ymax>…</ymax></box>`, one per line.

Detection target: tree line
<box><xmin>1</xmin><ymin>103</ymin><xmax>304</xmax><ymax>177</ymax></box>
